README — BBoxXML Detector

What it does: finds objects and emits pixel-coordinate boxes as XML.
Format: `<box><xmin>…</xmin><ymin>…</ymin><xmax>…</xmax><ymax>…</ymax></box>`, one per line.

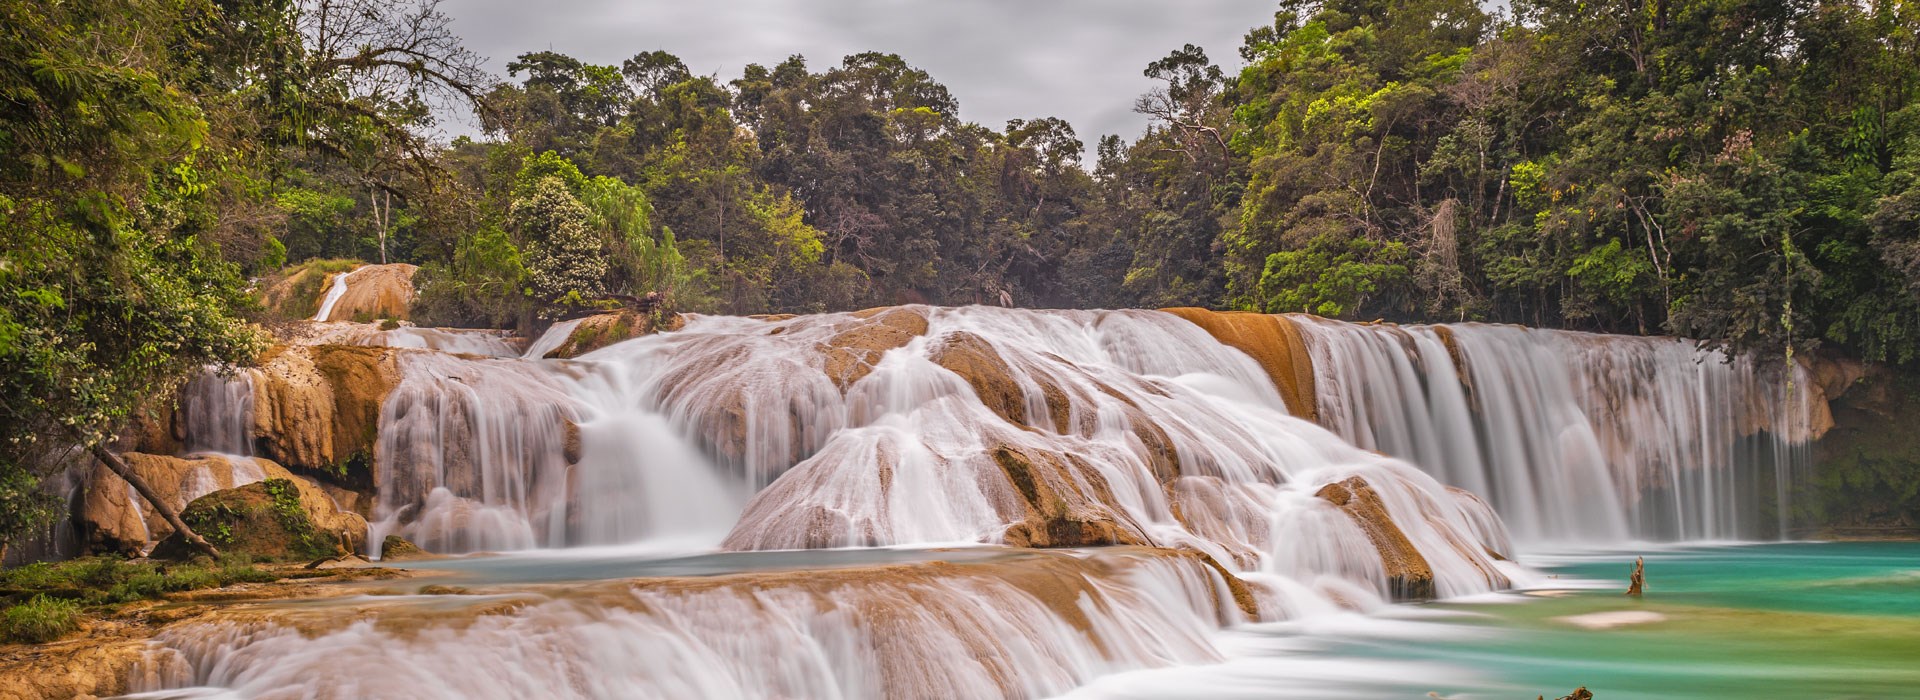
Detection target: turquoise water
<box><xmin>1071</xmin><ymin>542</ymin><xmax>1920</xmax><ymax>699</ymax></box>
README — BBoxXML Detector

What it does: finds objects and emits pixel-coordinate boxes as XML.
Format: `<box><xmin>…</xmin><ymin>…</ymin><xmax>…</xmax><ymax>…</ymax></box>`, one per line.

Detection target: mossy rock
<box><xmin>156</xmin><ymin>479</ymin><xmax>351</xmax><ymax>562</ymax></box>
<box><xmin>378</xmin><ymin>535</ymin><xmax>426</xmax><ymax>560</ymax></box>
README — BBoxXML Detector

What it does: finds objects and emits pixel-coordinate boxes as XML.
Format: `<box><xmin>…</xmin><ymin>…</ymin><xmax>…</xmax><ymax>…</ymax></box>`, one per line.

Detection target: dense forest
<box><xmin>3</xmin><ymin>0</ymin><xmax>1919</xmax><ymax>549</ymax></box>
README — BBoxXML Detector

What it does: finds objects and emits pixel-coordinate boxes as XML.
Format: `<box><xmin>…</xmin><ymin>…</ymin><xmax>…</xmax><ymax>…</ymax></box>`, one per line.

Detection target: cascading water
<box><xmin>311</xmin><ymin>268</ymin><xmax>355</xmax><ymax>322</ymax></box>
<box><xmin>150</xmin><ymin>304</ymin><xmax>1841</xmax><ymax>699</ymax></box>
<box><xmin>1291</xmin><ymin>317</ymin><xmax>1814</xmax><ymax>543</ymax></box>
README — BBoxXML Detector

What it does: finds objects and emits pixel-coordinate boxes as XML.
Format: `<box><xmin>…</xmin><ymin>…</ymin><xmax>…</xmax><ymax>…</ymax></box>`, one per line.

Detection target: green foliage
<box><xmin>1257</xmin><ymin>236</ymin><xmax>1411</xmax><ymax>317</ymax></box>
<box><xmin>511</xmin><ymin>175</ymin><xmax>608</xmax><ymax>310</ymax></box>
<box><xmin>0</xmin><ymin>595</ymin><xmax>81</xmax><ymax>644</ymax></box>
<box><xmin>0</xmin><ymin>556</ymin><xmax>279</xmax><ymax>617</ymax></box>
<box><xmin>414</xmin><ymin>226</ymin><xmax>531</xmax><ymax>329</ymax></box>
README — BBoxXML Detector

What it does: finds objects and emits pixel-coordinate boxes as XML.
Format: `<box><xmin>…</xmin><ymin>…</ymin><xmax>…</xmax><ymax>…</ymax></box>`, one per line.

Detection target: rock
<box><xmin>76</xmin><ymin>453</ymin><xmax>304</xmax><ymax>555</ymax></box>
<box><xmin>0</xmin><ymin>631</ymin><xmax>156</xmax><ymax>700</ymax></box>
<box><xmin>154</xmin><ymin>477</ymin><xmax>368</xmax><ymax>562</ymax></box>
<box><xmin>250</xmin><ymin>344</ymin><xmax>399</xmax><ymax>483</ymax></box>
<box><xmin>821</xmin><ymin>307</ymin><xmax>928</xmax><ymax>390</ymax></box>
<box><xmin>378</xmin><ymin>535</ymin><xmax>426</xmax><ymax>560</ymax></box>
<box><xmin>991</xmin><ymin>444</ymin><xmax>1147</xmax><ymax>549</ymax></box>
<box><xmin>1316</xmin><ymin>476</ymin><xmax>1436</xmax><ymax>601</ymax></box>
<box><xmin>544</xmin><ymin>310</ymin><xmax>671</xmax><ymax>359</ymax></box>
<box><xmin>929</xmin><ymin>330</ymin><xmax>1075</xmax><ymax>432</ymax></box>
<box><xmin>1158</xmin><ymin>308</ymin><xmax>1319</xmax><ymax>421</ymax></box>
<box><xmin>318</xmin><ymin>263</ymin><xmax>417</xmax><ymax>322</ymax></box>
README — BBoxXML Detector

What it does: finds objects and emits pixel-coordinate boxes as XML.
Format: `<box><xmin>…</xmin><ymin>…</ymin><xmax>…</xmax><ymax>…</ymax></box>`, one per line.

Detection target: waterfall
<box><xmin>128</xmin><ymin>551</ymin><xmax>1237</xmax><ymax>699</ymax></box>
<box><xmin>311</xmin><ymin>268</ymin><xmax>355</xmax><ymax>322</ymax></box>
<box><xmin>1291</xmin><ymin>317</ymin><xmax>1814</xmax><ymax>543</ymax></box>
<box><xmin>345</xmin><ymin>307</ymin><xmax>1518</xmax><ymax>604</ymax></box>
<box><xmin>181</xmin><ymin>368</ymin><xmax>258</xmax><ymax>456</ymax></box>
<box><xmin>522</xmin><ymin>317</ymin><xmax>586</xmax><ymax>359</ymax></box>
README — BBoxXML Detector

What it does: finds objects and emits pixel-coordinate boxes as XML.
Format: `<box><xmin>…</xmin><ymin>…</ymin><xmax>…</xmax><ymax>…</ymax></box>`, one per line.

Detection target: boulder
<box><xmin>155</xmin><ymin>477</ymin><xmax>367</xmax><ymax>562</ymax></box>
<box><xmin>544</xmin><ymin>310</ymin><xmax>676</xmax><ymax>359</ymax></box>
<box><xmin>1316</xmin><ymin>476</ymin><xmax>1436</xmax><ymax>600</ymax></box>
<box><xmin>250</xmin><ymin>344</ymin><xmax>399</xmax><ymax>483</ymax></box>
<box><xmin>317</xmin><ymin>263</ymin><xmax>417</xmax><ymax>322</ymax></box>
<box><xmin>930</xmin><ymin>331</ymin><xmax>1073</xmax><ymax>432</ymax></box>
<box><xmin>991</xmin><ymin>444</ymin><xmax>1148</xmax><ymax>549</ymax></box>
<box><xmin>76</xmin><ymin>453</ymin><xmax>280</xmax><ymax>555</ymax></box>
<box><xmin>1158</xmin><ymin>308</ymin><xmax>1319</xmax><ymax>421</ymax></box>
<box><xmin>821</xmin><ymin>307</ymin><xmax>928</xmax><ymax>390</ymax></box>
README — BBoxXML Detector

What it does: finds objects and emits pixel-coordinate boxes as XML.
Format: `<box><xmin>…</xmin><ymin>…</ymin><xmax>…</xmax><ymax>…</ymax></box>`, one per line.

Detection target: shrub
<box><xmin>0</xmin><ymin>595</ymin><xmax>82</xmax><ymax>644</ymax></box>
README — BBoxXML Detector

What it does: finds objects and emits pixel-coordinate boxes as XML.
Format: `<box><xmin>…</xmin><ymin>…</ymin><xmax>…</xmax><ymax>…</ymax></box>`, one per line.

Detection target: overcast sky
<box><xmin>438</xmin><ymin>0</ymin><xmax>1277</xmax><ymax>145</ymax></box>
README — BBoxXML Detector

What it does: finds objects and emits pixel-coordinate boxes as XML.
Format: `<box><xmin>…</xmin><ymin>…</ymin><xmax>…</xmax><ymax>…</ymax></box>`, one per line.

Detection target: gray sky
<box><xmin>438</xmin><ymin>0</ymin><xmax>1277</xmax><ymax>145</ymax></box>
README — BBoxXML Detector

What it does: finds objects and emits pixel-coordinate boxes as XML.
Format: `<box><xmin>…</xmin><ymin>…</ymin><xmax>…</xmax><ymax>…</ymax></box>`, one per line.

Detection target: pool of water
<box><xmin>1070</xmin><ymin>542</ymin><xmax>1920</xmax><ymax>699</ymax></box>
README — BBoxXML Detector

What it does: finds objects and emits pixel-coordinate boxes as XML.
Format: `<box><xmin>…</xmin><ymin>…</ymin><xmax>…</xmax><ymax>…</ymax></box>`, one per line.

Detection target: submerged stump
<box><xmin>1626</xmin><ymin>557</ymin><xmax>1645</xmax><ymax>597</ymax></box>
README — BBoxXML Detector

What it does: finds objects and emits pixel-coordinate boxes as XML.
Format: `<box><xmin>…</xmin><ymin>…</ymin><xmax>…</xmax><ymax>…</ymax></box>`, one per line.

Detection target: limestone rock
<box><xmin>155</xmin><ymin>477</ymin><xmax>367</xmax><ymax>562</ymax></box>
<box><xmin>1316</xmin><ymin>476</ymin><xmax>1436</xmax><ymax>600</ymax></box>
<box><xmin>544</xmin><ymin>310</ymin><xmax>671</xmax><ymax>359</ymax></box>
<box><xmin>250</xmin><ymin>344</ymin><xmax>399</xmax><ymax>481</ymax></box>
<box><xmin>1158</xmin><ymin>308</ymin><xmax>1319</xmax><ymax>421</ymax></box>
<box><xmin>318</xmin><ymin>263</ymin><xmax>417</xmax><ymax>322</ymax></box>
<box><xmin>76</xmin><ymin>453</ymin><xmax>285</xmax><ymax>555</ymax></box>
<box><xmin>991</xmin><ymin>444</ymin><xmax>1147</xmax><ymax>549</ymax></box>
<box><xmin>0</xmin><ymin>632</ymin><xmax>155</xmax><ymax>700</ymax></box>
<box><xmin>821</xmin><ymin>307</ymin><xmax>928</xmax><ymax>390</ymax></box>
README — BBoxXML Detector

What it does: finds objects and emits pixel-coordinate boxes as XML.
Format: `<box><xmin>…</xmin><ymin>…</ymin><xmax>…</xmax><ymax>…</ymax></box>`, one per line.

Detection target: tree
<box><xmin>511</xmin><ymin>176</ymin><xmax>606</xmax><ymax>310</ymax></box>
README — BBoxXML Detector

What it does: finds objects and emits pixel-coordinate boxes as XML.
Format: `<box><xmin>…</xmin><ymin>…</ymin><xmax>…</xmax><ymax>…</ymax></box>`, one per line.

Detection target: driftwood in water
<box><xmin>1626</xmin><ymin>557</ymin><xmax>1646</xmax><ymax>597</ymax></box>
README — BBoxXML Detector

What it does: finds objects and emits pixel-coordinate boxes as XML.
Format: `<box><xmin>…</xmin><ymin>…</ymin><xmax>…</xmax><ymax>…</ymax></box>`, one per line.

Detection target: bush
<box><xmin>0</xmin><ymin>595</ymin><xmax>82</xmax><ymax>644</ymax></box>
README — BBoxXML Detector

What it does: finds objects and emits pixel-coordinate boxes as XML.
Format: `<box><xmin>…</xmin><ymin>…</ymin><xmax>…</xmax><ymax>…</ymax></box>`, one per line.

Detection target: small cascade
<box><xmin>129</xmin><ymin>551</ymin><xmax>1235</xmax><ymax>699</ymax></box>
<box><xmin>340</xmin><ymin>307</ymin><xmax>1515</xmax><ymax>601</ymax></box>
<box><xmin>307</xmin><ymin>322</ymin><xmax>521</xmax><ymax>357</ymax></box>
<box><xmin>1292</xmin><ymin>318</ymin><xmax>1813</xmax><ymax>542</ymax></box>
<box><xmin>311</xmin><ymin>268</ymin><xmax>356</xmax><ymax>322</ymax></box>
<box><xmin>180</xmin><ymin>368</ymin><xmax>259</xmax><ymax>456</ymax></box>
<box><xmin>522</xmin><ymin>317</ymin><xmax>586</xmax><ymax>359</ymax></box>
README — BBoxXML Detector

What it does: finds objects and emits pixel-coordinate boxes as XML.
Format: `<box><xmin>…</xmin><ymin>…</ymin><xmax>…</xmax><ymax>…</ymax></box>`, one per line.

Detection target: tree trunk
<box><xmin>89</xmin><ymin>444</ymin><xmax>220</xmax><ymax>558</ymax></box>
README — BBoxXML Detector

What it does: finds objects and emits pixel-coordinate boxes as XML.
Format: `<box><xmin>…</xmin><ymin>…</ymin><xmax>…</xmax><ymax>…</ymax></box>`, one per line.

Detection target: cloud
<box><xmin>438</xmin><ymin>0</ymin><xmax>1275</xmax><ymax>145</ymax></box>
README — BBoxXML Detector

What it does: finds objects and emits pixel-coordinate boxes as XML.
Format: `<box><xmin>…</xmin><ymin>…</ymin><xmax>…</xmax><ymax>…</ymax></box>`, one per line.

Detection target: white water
<box><xmin>310</xmin><ymin>269</ymin><xmax>355</xmax><ymax>322</ymax></box>
<box><xmin>522</xmin><ymin>317</ymin><xmax>586</xmax><ymax>359</ymax></box>
<box><xmin>181</xmin><ymin>368</ymin><xmax>258</xmax><ymax>456</ymax></box>
<box><xmin>1293</xmin><ymin>318</ymin><xmax>1813</xmax><ymax>543</ymax></box>
<box><xmin>132</xmin><ymin>305</ymin><xmax>1824</xmax><ymax>699</ymax></box>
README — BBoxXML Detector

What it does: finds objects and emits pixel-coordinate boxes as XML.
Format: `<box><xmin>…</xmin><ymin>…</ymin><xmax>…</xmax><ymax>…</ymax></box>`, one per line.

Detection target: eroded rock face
<box><xmin>1316</xmin><ymin>476</ymin><xmax>1436</xmax><ymax>600</ymax></box>
<box><xmin>319</xmin><ymin>263</ymin><xmax>417</xmax><ymax>322</ymax></box>
<box><xmin>251</xmin><ymin>344</ymin><xmax>400</xmax><ymax>482</ymax></box>
<box><xmin>156</xmin><ymin>477</ymin><xmax>367</xmax><ymax>561</ymax></box>
<box><xmin>543</xmin><ymin>311</ymin><xmax>672</xmax><ymax>359</ymax></box>
<box><xmin>821</xmin><ymin>307</ymin><xmax>928</xmax><ymax>390</ymax></box>
<box><xmin>1158</xmin><ymin>308</ymin><xmax>1319</xmax><ymax>421</ymax></box>
<box><xmin>76</xmin><ymin>453</ymin><xmax>267</xmax><ymax>554</ymax></box>
<box><xmin>75</xmin><ymin>453</ymin><xmax>357</xmax><ymax>556</ymax></box>
<box><xmin>991</xmin><ymin>444</ymin><xmax>1149</xmax><ymax>549</ymax></box>
<box><xmin>0</xmin><ymin>629</ymin><xmax>161</xmax><ymax>700</ymax></box>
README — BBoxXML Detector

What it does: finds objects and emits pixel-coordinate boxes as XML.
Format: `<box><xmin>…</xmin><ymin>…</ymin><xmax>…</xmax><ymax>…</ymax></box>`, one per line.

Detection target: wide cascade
<box><xmin>109</xmin><ymin>305</ymin><xmax>1542</xmax><ymax>698</ymax></box>
<box><xmin>1288</xmin><ymin>317</ymin><xmax>1816</xmax><ymax>542</ymax></box>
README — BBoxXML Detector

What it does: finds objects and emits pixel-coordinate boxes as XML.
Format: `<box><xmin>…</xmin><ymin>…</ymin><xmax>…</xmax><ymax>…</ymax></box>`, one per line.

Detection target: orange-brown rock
<box><xmin>1159</xmin><ymin>308</ymin><xmax>1318</xmax><ymax>421</ymax></box>
<box><xmin>319</xmin><ymin>263</ymin><xmax>417</xmax><ymax>322</ymax></box>
<box><xmin>820</xmin><ymin>307</ymin><xmax>928</xmax><ymax>390</ymax></box>
<box><xmin>75</xmin><ymin>453</ymin><xmax>361</xmax><ymax>555</ymax></box>
<box><xmin>991</xmin><ymin>444</ymin><xmax>1147</xmax><ymax>549</ymax></box>
<box><xmin>0</xmin><ymin>624</ymin><xmax>156</xmax><ymax>700</ymax></box>
<box><xmin>929</xmin><ymin>331</ymin><xmax>1076</xmax><ymax>432</ymax></box>
<box><xmin>1317</xmin><ymin>476</ymin><xmax>1436</xmax><ymax>600</ymax></box>
<box><xmin>155</xmin><ymin>477</ymin><xmax>367</xmax><ymax>561</ymax></box>
<box><xmin>251</xmin><ymin>344</ymin><xmax>399</xmax><ymax>481</ymax></box>
<box><xmin>545</xmin><ymin>310</ymin><xmax>676</xmax><ymax>359</ymax></box>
